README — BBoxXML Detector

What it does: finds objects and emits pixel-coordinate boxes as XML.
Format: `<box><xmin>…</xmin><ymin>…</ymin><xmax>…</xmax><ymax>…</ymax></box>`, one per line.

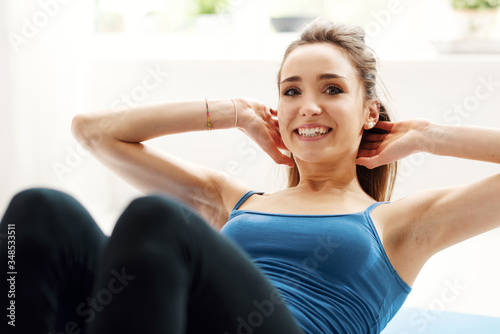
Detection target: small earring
<box><xmin>367</xmin><ymin>121</ymin><xmax>375</xmax><ymax>129</ymax></box>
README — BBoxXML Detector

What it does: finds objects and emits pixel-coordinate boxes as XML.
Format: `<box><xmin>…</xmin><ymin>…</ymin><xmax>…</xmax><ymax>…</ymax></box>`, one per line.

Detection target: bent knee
<box><xmin>2</xmin><ymin>188</ymin><xmax>99</xmax><ymax>241</ymax></box>
<box><xmin>9</xmin><ymin>188</ymin><xmax>75</xmax><ymax>210</ymax></box>
<box><xmin>112</xmin><ymin>195</ymin><xmax>197</xmax><ymax>240</ymax></box>
<box><xmin>3</xmin><ymin>188</ymin><xmax>76</xmax><ymax>225</ymax></box>
<box><xmin>125</xmin><ymin>195</ymin><xmax>195</xmax><ymax>225</ymax></box>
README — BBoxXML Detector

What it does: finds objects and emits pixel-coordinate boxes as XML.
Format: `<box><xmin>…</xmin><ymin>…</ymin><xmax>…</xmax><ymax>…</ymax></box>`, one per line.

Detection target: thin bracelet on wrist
<box><xmin>205</xmin><ymin>98</ymin><xmax>212</xmax><ymax>131</ymax></box>
<box><xmin>231</xmin><ymin>99</ymin><xmax>238</xmax><ymax>128</ymax></box>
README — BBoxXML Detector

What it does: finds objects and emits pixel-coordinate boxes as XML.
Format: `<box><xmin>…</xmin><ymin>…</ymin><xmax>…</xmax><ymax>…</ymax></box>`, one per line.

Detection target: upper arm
<box><xmin>376</xmin><ymin>174</ymin><xmax>500</xmax><ymax>285</ymax></box>
<box><xmin>72</xmin><ymin>114</ymin><xmax>250</xmax><ymax>230</ymax></box>
<box><xmin>403</xmin><ymin>174</ymin><xmax>500</xmax><ymax>253</ymax></box>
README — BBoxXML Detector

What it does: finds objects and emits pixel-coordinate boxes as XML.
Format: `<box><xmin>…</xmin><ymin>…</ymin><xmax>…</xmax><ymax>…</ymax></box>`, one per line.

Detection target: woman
<box><xmin>1</xmin><ymin>18</ymin><xmax>499</xmax><ymax>334</ymax></box>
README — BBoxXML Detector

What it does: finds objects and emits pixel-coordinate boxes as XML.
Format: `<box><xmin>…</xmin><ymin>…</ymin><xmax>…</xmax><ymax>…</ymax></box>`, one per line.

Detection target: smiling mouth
<box><xmin>295</xmin><ymin>126</ymin><xmax>332</xmax><ymax>138</ymax></box>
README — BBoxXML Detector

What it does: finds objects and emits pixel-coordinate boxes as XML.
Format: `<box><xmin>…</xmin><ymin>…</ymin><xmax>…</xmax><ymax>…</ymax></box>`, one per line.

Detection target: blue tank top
<box><xmin>220</xmin><ymin>191</ymin><xmax>411</xmax><ymax>334</ymax></box>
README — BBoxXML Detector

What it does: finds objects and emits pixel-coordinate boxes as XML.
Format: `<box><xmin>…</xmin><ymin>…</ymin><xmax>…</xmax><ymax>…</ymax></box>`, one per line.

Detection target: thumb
<box><xmin>356</xmin><ymin>156</ymin><xmax>381</xmax><ymax>169</ymax></box>
<box><xmin>273</xmin><ymin>152</ymin><xmax>295</xmax><ymax>168</ymax></box>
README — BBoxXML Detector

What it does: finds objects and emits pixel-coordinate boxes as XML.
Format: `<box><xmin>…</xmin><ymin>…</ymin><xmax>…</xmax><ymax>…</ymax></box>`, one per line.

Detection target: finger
<box><xmin>268</xmin><ymin>121</ymin><xmax>281</xmax><ymax>138</ymax></box>
<box><xmin>355</xmin><ymin>155</ymin><xmax>388</xmax><ymax>169</ymax></box>
<box><xmin>272</xmin><ymin>150</ymin><xmax>295</xmax><ymax>167</ymax></box>
<box><xmin>356</xmin><ymin>148</ymin><xmax>399</xmax><ymax>169</ymax></box>
<box><xmin>357</xmin><ymin>148</ymin><xmax>377</xmax><ymax>158</ymax></box>
<box><xmin>359</xmin><ymin>142</ymin><xmax>380</xmax><ymax>150</ymax></box>
<box><xmin>274</xmin><ymin>139</ymin><xmax>290</xmax><ymax>152</ymax></box>
<box><xmin>362</xmin><ymin>133</ymin><xmax>387</xmax><ymax>142</ymax></box>
<box><xmin>269</xmin><ymin>108</ymin><xmax>278</xmax><ymax>116</ymax></box>
<box><xmin>257</xmin><ymin>133</ymin><xmax>295</xmax><ymax>167</ymax></box>
<box><xmin>355</xmin><ymin>156</ymin><xmax>379</xmax><ymax>169</ymax></box>
<box><xmin>373</xmin><ymin>121</ymin><xmax>394</xmax><ymax>131</ymax></box>
<box><xmin>271</xmin><ymin>119</ymin><xmax>285</xmax><ymax>139</ymax></box>
<box><xmin>270</xmin><ymin>128</ymin><xmax>290</xmax><ymax>151</ymax></box>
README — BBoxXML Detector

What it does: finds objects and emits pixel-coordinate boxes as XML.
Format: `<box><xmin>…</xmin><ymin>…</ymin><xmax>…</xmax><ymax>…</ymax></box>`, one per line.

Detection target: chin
<box><xmin>291</xmin><ymin>152</ymin><xmax>334</xmax><ymax>164</ymax></box>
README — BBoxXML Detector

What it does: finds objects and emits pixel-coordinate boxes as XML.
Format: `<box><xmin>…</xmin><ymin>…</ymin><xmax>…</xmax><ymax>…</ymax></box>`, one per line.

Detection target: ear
<box><xmin>363</xmin><ymin>100</ymin><xmax>380</xmax><ymax>130</ymax></box>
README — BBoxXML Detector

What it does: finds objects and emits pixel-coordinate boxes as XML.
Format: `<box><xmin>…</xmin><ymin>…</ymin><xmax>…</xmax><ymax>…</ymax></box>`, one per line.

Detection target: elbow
<box><xmin>71</xmin><ymin>113</ymin><xmax>84</xmax><ymax>140</ymax></box>
<box><xmin>71</xmin><ymin>113</ymin><xmax>103</xmax><ymax>151</ymax></box>
<box><xmin>71</xmin><ymin>114</ymin><xmax>89</xmax><ymax>147</ymax></box>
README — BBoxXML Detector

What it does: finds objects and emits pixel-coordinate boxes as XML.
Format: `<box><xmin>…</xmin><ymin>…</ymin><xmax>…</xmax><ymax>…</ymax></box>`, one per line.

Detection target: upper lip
<box><xmin>294</xmin><ymin>123</ymin><xmax>332</xmax><ymax>130</ymax></box>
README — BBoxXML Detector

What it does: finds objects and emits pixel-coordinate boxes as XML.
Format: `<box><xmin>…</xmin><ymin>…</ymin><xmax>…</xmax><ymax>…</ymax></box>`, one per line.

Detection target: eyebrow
<box><xmin>318</xmin><ymin>73</ymin><xmax>347</xmax><ymax>81</ymax></box>
<box><xmin>280</xmin><ymin>73</ymin><xmax>347</xmax><ymax>85</ymax></box>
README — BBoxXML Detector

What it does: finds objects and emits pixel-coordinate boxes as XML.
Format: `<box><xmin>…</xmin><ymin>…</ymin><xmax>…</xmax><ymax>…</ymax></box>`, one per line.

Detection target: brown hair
<box><xmin>278</xmin><ymin>18</ymin><xmax>397</xmax><ymax>202</ymax></box>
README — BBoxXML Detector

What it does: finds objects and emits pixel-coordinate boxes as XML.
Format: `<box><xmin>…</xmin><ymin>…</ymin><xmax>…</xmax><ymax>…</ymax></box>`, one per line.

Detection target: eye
<box><xmin>282</xmin><ymin>87</ymin><xmax>301</xmax><ymax>97</ymax></box>
<box><xmin>325</xmin><ymin>85</ymin><xmax>343</xmax><ymax>95</ymax></box>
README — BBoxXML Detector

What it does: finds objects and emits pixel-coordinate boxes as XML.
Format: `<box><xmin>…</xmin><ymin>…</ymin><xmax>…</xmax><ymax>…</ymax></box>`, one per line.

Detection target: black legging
<box><xmin>0</xmin><ymin>188</ymin><xmax>305</xmax><ymax>334</ymax></box>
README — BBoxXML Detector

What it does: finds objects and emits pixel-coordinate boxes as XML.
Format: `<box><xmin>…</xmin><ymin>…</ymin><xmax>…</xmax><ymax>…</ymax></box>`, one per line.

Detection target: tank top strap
<box><xmin>232</xmin><ymin>190</ymin><xmax>265</xmax><ymax>211</ymax></box>
<box><xmin>365</xmin><ymin>201</ymin><xmax>390</xmax><ymax>214</ymax></box>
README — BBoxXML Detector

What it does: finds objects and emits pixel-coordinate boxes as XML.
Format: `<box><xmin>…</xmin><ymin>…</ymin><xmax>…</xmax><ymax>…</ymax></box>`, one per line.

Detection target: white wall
<box><xmin>1</xmin><ymin>0</ymin><xmax>93</xmax><ymax>210</ymax></box>
<box><xmin>0</xmin><ymin>0</ymin><xmax>14</xmax><ymax>198</ymax></box>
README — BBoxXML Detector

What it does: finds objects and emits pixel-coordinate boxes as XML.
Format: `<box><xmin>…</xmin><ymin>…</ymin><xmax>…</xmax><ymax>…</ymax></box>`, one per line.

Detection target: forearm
<box><xmin>422</xmin><ymin>123</ymin><xmax>500</xmax><ymax>164</ymax></box>
<box><xmin>72</xmin><ymin>99</ymin><xmax>236</xmax><ymax>146</ymax></box>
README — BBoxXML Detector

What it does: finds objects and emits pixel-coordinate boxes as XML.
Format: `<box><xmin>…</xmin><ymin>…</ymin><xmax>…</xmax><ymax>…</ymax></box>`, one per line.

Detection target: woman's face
<box><xmin>278</xmin><ymin>43</ymin><xmax>376</xmax><ymax>165</ymax></box>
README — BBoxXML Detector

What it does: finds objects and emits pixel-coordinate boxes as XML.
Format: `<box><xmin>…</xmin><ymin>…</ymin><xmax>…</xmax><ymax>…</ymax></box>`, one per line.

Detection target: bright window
<box><xmin>92</xmin><ymin>0</ymin><xmax>500</xmax><ymax>57</ymax></box>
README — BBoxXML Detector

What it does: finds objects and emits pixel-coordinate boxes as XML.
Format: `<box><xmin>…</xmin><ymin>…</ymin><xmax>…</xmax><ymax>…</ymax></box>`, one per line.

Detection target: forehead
<box><xmin>281</xmin><ymin>43</ymin><xmax>356</xmax><ymax>82</ymax></box>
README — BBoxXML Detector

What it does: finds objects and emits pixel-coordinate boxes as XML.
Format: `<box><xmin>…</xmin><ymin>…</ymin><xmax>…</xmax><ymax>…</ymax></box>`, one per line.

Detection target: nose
<box><xmin>300</xmin><ymin>96</ymin><xmax>322</xmax><ymax>117</ymax></box>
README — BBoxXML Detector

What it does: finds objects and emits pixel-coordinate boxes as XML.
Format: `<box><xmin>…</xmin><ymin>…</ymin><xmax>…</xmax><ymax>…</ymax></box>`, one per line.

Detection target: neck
<box><xmin>294</xmin><ymin>156</ymin><xmax>365</xmax><ymax>196</ymax></box>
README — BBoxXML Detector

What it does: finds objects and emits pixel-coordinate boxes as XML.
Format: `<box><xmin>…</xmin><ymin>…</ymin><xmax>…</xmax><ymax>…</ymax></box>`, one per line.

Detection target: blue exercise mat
<box><xmin>382</xmin><ymin>307</ymin><xmax>500</xmax><ymax>333</ymax></box>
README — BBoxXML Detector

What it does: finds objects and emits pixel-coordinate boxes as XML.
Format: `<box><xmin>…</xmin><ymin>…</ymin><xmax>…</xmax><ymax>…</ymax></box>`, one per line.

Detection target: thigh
<box><xmin>87</xmin><ymin>195</ymin><xmax>304</xmax><ymax>334</ymax></box>
<box><xmin>0</xmin><ymin>188</ymin><xmax>108</xmax><ymax>333</ymax></box>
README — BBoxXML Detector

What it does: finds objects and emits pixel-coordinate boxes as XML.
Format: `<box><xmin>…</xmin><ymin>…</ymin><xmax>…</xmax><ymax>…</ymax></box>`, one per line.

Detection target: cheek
<box><xmin>277</xmin><ymin>116</ymin><xmax>287</xmax><ymax>138</ymax></box>
<box><xmin>277</xmin><ymin>99</ymin><xmax>285</xmax><ymax>116</ymax></box>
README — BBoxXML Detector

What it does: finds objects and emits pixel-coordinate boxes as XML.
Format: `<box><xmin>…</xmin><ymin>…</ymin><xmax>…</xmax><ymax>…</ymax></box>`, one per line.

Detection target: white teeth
<box><xmin>297</xmin><ymin>127</ymin><xmax>330</xmax><ymax>137</ymax></box>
